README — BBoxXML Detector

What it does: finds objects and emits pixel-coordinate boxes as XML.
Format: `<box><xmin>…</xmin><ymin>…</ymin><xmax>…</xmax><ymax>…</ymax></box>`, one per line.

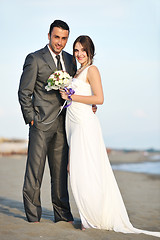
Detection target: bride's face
<box><xmin>74</xmin><ymin>42</ymin><xmax>88</xmax><ymax>67</ymax></box>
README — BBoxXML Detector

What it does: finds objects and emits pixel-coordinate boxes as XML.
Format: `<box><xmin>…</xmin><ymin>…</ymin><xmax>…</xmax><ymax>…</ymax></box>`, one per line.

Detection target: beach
<box><xmin>0</xmin><ymin>151</ymin><xmax>160</xmax><ymax>240</ymax></box>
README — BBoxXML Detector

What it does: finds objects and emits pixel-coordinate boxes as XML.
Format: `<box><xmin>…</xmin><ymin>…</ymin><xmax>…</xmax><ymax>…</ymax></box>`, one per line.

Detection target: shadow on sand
<box><xmin>0</xmin><ymin>197</ymin><xmax>54</xmax><ymax>222</ymax></box>
<box><xmin>0</xmin><ymin>196</ymin><xmax>81</xmax><ymax>228</ymax></box>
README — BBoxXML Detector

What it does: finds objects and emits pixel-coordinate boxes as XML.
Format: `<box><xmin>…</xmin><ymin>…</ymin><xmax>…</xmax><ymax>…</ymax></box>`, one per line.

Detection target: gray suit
<box><xmin>18</xmin><ymin>45</ymin><xmax>76</xmax><ymax>222</ymax></box>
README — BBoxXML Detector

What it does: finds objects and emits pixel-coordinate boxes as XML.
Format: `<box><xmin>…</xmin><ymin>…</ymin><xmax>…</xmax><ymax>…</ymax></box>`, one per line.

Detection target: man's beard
<box><xmin>50</xmin><ymin>44</ymin><xmax>61</xmax><ymax>55</ymax></box>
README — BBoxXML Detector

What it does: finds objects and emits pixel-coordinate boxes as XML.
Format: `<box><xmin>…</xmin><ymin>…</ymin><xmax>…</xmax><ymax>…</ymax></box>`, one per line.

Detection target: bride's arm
<box><xmin>60</xmin><ymin>65</ymin><xmax>104</xmax><ymax>105</ymax></box>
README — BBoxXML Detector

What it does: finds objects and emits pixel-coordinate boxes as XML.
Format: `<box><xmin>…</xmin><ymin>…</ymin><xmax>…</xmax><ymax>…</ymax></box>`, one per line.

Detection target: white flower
<box><xmin>64</xmin><ymin>79</ymin><xmax>69</xmax><ymax>84</ymax></box>
<box><xmin>52</xmin><ymin>86</ymin><xmax>59</xmax><ymax>90</ymax></box>
<box><xmin>45</xmin><ymin>85</ymin><xmax>50</xmax><ymax>91</ymax></box>
<box><xmin>55</xmin><ymin>80</ymin><xmax>59</xmax><ymax>86</ymax></box>
<box><xmin>59</xmin><ymin>80</ymin><xmax>63</xmax><ymax>84</ymax></box>
<box><xmin>63</xmin><ymin>72</ymin><xmax>70</xmax><ymax>78</ymax></box>
<box><xmin>48</xmin><ymin>74</ymin><xmax>53</xmax><ymax>79</ymax></box>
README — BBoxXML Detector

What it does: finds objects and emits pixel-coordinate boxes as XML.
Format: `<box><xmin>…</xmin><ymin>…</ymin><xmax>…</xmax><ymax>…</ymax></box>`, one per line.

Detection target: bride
<box><xmin>60</xmin><ymin>35</ymin><xmax>160</xmax><ymax>238</ymax></box>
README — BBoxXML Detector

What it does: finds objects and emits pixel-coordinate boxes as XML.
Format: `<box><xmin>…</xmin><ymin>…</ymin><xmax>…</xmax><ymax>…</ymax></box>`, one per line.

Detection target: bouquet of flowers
<box><xmin>43</xmin><ymin>71</ymin><xmax>75</xmax><ymax>126</ymax></box>
<box><xmin>45</xmin><ymin>70</ymin><xmax>72</xmax><ymax>91</ymax></box>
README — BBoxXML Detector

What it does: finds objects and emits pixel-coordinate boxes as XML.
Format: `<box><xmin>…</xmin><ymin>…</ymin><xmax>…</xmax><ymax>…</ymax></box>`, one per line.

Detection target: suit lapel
<box><xmin>42</xmin><ymin>45</ymin><xmax>56</xmax><ymax>72</ymax></box>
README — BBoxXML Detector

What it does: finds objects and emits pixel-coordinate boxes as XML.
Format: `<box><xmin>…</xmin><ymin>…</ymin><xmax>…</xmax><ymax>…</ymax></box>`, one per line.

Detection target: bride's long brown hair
<box><xmin>73</xmin><ymin>35</ymin><xmax>95</xmax><ymax>66</ymax></box>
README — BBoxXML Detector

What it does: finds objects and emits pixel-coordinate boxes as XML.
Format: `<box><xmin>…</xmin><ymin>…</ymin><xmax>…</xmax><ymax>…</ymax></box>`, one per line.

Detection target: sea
<box><xmin>112</xmin><ymin>154</ymin><xmax>160</xmax><ymax>175</ymax></box>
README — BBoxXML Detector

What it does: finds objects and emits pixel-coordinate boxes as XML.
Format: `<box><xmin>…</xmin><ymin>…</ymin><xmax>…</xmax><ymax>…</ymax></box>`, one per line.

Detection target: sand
<box><xmin>0</xmin><ymin>152</ymin><xmax>160</xmax><ymax>240</ymax></box>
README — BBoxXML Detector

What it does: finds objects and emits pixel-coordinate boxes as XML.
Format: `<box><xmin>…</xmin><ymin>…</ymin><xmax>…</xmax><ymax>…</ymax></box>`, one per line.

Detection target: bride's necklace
<box><xmin>75</xmin><ymin>63</ymin><xmax>90</xmax><ymax>78</ymax></box>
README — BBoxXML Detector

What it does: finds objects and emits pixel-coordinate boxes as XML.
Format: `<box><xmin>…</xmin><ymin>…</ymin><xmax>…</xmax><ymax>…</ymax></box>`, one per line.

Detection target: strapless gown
<box><xmin>65</xmin><ymin>66</ymin><xmax>160</xmax><ymax>238</ymax></box>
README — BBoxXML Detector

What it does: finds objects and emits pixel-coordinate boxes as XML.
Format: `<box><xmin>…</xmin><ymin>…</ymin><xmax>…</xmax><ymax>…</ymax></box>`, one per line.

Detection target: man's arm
<box><xmin>18</xmin><ymin>54</ymin><xmax>37</xmax><ymax>124</ymax></box>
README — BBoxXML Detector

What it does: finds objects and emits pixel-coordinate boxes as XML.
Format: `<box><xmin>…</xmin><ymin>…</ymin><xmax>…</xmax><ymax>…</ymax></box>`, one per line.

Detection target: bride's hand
<box><xmin>59</xmin><ymin>89</ymin><xmax>68</xmax><ymax>100</ymax></box>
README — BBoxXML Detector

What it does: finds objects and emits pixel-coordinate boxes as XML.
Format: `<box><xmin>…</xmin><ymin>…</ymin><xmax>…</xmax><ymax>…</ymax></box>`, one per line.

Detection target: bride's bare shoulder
<box><xmin>88</xmin><ymin>65</ymin><xmax>100</xmax><ymax>75</ymax></box>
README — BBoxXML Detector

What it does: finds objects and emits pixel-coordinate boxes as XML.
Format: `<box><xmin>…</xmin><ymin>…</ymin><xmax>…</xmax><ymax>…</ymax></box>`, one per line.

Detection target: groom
<box><xmin>18</xmin><ymin>20</ymin><xmax>76</xmax><ymax>223</ymax></box>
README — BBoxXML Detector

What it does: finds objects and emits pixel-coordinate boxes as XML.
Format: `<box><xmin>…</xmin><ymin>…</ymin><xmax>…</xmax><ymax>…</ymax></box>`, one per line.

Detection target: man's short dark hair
<box><xmin>49</xmin><ymin>20</ymin><xmax>70</xmax><ymax>36</ymax></box>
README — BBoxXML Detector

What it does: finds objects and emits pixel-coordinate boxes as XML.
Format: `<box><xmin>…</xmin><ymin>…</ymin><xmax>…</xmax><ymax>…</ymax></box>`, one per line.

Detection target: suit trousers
<box><xmin>23</xmin><ymin>114</ymin><xmax>73</xmax><ymax>222</ymax></box>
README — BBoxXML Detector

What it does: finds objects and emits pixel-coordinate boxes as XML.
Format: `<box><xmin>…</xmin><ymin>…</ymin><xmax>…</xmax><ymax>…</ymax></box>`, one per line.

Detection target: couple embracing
<box><xmin>18</xmin><ymin>20</ymin><xmax>160</xmax><ymax>238</ymax></box>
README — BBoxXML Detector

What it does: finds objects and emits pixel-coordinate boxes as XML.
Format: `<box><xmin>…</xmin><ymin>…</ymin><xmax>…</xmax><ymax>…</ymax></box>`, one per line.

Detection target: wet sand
<box><xmin>0</xmin><ymin>152</ymin><xmax>160</xmax><ymax>240</ymax></box>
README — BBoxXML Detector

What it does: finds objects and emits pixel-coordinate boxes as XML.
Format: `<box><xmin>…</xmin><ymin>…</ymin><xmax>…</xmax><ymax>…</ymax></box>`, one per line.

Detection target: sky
<box><xmin>0</xmin><ymin>0</ymin><xmax>160</xmax><ymax>150</ymax></box>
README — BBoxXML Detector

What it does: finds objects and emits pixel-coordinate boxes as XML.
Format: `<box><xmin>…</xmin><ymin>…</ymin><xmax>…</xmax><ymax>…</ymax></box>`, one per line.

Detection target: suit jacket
<box><xmin>18</xmin><ymin>45</ymin><xmax>77</xmax><ymax>131</ymax></box>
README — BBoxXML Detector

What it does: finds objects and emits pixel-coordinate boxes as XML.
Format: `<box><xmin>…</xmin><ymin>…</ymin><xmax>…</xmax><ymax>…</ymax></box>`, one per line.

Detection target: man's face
<box><xmin>48</xmin><ymin>27</ymin><xmax>69</xmax><ymax>55</ymax></box>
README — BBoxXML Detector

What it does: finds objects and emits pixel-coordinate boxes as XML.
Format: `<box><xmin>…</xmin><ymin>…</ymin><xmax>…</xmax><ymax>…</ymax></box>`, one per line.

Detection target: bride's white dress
<box><xmin>65</xmin><ymin>66</ymin><xmax>160</xmax><ymax>238</ymax></box>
